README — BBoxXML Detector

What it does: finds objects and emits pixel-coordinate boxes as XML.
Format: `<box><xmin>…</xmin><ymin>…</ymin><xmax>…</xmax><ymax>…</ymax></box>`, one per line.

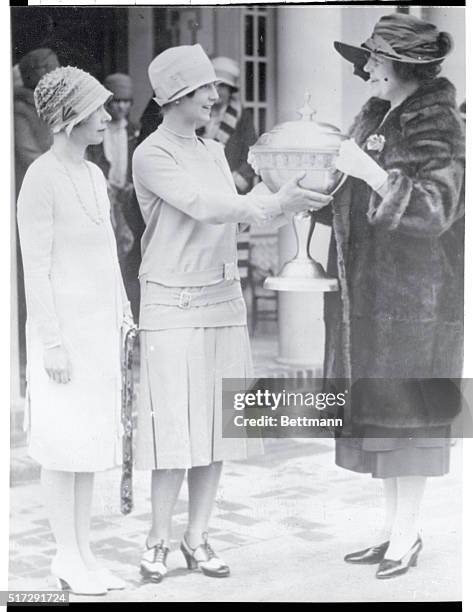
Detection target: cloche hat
<box><xmin>212</xmin><ymin>57</ymin><xmax>240</xmax><ymax>90</ymax></box>
<box><xmin>34</xmin><ymin>66</ymin><xmax>112</xmax><ymax>136</ymax></box>
<box><xmin>148</xmin><ymin>44</ymin><xmax>217</xmax><ymax>106</ymax></box>
<box><xmin>334</xmin><ymin>13</ymin><xmax>453</xmax><ymax>81</ymax></box>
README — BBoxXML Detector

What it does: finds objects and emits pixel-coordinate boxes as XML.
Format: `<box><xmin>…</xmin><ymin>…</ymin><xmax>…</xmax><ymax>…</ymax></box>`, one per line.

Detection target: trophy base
<box><xmin>264</xmin><ymin>258</ymin><xmax>339</xmax><ymax>292</ymax></box>
<box><xmin>264</xmin><ymin>276</ymin><xmax>339</xmax><ymax>292</ymax></box>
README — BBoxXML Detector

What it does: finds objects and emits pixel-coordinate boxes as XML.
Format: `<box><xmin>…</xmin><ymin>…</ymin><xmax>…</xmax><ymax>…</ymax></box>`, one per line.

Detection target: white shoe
<box><xmin>92</xmin><ymin>567</ymin><xmax>126</xmax><ymax>591</ymax></box>
<box><xmin>140</xmin><ymin>539</ymin><xmax>169</xmax><ymax>583</ymax></box>
<box><xmin>51</xmin><ymin>558</ymin><xmax>107</xmax><ymax>596</ymax></box>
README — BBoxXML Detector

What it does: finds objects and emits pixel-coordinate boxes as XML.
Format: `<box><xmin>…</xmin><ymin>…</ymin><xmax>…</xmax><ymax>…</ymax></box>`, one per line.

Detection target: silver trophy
<box><xmin>249</xmin><ymin>93</ymin><xmax>346</xmax><ymax>292</ymax></box>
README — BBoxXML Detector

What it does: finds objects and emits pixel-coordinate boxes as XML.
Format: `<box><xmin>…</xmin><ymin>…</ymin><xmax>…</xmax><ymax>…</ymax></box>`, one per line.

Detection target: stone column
<box><xmin>275</xmin><ymin>6</ymin><xmax>343</xmax><ymax>368</ymax></box>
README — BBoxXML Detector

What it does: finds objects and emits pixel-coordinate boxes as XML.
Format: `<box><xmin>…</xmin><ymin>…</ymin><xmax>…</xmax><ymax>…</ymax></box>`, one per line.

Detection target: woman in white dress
<box><xmin>132</xmin><ymin>44</ymin><xmax>332</xmax><ymax>582</ymax></box>
<box><xmin>17</xmin><ymin>66</ymin><xmax>133</xmax><ymax>595</ymax></box>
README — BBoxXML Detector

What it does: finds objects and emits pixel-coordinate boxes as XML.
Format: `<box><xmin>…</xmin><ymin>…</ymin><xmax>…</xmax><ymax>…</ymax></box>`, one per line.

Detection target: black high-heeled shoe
<box><xmin>376</xmin><ymin>536</ymin><xmax>423</xmax><ymax>579</ymax></box>
<box><xmin>140</xmin><ymin>539</ymin><xmax>169</xmax><ymax>583</ymax></box>
<box><xmin>344</xmin><ymin>540</ymin><xmax>390</xmax><ymax>564</ymax></box>
<box><xmin>180</xmin><ymin>532</ymin><xmax>230</xmax><ymax>578</ymax></box>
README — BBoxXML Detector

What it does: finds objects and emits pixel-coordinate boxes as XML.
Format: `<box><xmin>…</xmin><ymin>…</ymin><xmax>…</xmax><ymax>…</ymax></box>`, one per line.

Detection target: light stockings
<box><xmin>186</xmin><ymin>461</ymin><xmax>223</xmax><ymax>548</ymax></box>
<box><xmin>148</xmin><ymin>462</ymin><xmax>223</xmax><ymax>549</ymax></box>
<box><xmin>41</xmin><ymin>469</ymin><xmax>96</xmax><ymax>576</ymax></box>
<box><xmin>74</xmin><ymin>472</ymin><xmax>100</xmax><ymax>569</ymax></box>
<box><xmin>384</xmin><ymin>475</ymin><xmax>427</xmax><ymax>560</ymax></box>
<box><xmin>379</xmin><ymin>477</ymin><xmax>397</xmax><ymax>541</ymax></box>
<box><xmin>148</xmin><ymin>468</ymin><xmax>186</xmax><ymax>547</ymax></box>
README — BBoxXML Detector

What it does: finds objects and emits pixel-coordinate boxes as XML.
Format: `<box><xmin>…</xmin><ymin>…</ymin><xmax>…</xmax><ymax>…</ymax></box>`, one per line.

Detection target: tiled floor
<box><xmin>9</xmin><ymin>333</ymin><xmax>463</xmax><ymax>602</ymax></box>
<box><xmin>9</xmin><ymin>437</ymin><xmax>462</xmax><ymax>602</ymax></box>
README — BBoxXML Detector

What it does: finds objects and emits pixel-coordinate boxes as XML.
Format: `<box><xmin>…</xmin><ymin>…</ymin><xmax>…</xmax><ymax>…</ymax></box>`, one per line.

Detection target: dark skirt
<box><xmin>335</xmin><ymin>424</ymin><xmax>451</xmax><ymax>478</ymax></box>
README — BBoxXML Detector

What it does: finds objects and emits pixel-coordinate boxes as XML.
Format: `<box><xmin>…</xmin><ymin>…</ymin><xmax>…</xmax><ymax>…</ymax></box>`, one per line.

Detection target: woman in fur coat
<box><xmin>321</xmin><ymin>13</ymin><xmax>464</xmax><ymax>579</ymax></box>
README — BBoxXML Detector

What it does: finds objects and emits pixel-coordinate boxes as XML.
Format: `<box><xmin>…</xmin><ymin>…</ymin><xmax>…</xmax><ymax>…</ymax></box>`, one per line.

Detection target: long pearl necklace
<box><xmin>51</xmin><ymin>150</ymin><xmax>104</xmax><ymax>225</ymax></box>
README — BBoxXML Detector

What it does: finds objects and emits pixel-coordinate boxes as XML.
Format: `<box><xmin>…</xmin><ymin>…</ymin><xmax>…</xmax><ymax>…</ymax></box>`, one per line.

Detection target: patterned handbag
<box><xmin>120</xmin><ymin>326</ymin><xmax>138</xmax><ymax>515</ymax></box>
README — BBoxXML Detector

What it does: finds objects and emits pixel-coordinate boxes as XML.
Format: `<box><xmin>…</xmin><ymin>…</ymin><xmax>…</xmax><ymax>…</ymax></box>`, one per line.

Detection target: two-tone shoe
<box><xmin>180</xmin><ymin>532</ymin><xmax>230</xmax><ymax>578</ymax></box>
<box><xmin>140</xmin><ymin>539</ymin><xmax>169</xmax><ymax>583</ymax></box>
<box><xmin>376</xmin><ymin>536</ymin><xmax>423</xmax><ymax>579</ymax></box>
<box><xmin>344</xmin><ymin>540</ymin><xmax>390</xmax><ymax>564</ymax></box>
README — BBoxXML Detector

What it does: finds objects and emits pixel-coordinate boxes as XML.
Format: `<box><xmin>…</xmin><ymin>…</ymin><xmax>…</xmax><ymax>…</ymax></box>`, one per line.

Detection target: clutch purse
<box><xmin>120</xmin><ymin>326</ymin><xmax>138</xmax><ymax>515</ymax></box>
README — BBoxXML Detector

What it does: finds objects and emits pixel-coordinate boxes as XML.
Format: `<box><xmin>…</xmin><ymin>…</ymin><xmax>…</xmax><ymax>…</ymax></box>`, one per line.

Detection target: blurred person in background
<box><xmin>88</xmin><ymin>73</ymin><xmax>144</xmax><ymax>321</ymax></box>
<box><xmin>204</xmin><ymin>57</ymin><xmax>256</xmax><ymax>195</ymax></box>
<box><xmin>14</xmin><ymin>48</ymin><xmax>60</xmax><ymax>376</ymax></box>
<box><xmin>14</xmin><ymin>48</ymin><xmax>60</xmax><ymax>194</ymax></box>
<box><xmin>204</xmin><ymin>57</ymin><xmax>258</xmax><ymax>287</ymax></box>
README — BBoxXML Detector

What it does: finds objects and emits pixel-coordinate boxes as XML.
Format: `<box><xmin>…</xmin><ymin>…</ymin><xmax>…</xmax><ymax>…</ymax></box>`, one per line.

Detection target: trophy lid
<box><xmin>252</xmin><ymin>92</ymin><xmax>344</xmax><ymax>153</ymax></box>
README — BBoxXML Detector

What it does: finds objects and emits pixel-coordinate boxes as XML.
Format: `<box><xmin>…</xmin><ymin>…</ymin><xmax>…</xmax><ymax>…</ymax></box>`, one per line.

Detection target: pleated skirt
<box><xmin>135</xmin><ymin>325</ymin><xmax>263</xmax><ymax>470</ymax></box>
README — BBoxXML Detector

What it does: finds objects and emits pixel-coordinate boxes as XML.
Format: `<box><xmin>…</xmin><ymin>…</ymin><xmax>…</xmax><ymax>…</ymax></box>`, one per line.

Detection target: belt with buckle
<box><xmin>140</xmin><ymin>262</ymin><xmax>240</xmax><ymax>287</ymax></box>
<box><xmin>144</xmin><ymin>281</ymin><xmax>243</xmax><ymax>309</ymax></box>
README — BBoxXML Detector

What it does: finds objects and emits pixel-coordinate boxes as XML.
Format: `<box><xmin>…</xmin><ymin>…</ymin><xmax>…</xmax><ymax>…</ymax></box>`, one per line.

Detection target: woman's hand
<box><xmin>122</xmin><ymin>312</ymin><xmax>136</xmax><ymax>335</ymax></box>
<box><xmin>44</xmin><ymin>346</ymin><xmax>71</xmax><ymax>384</ymax></box>
<box><xmin>277</xmin><ymin>173</ymin><xmax>333</xmax><ymax>213</ymax></box>
<box><xmin>335</xmin><ymin>139</ymin><xmax>388</xmax><ymax>192</ymax></box>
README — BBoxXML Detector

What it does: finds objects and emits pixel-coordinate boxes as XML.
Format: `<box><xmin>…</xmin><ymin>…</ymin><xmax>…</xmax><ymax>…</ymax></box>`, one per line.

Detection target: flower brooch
<box><xmin>366</xmin><ymin>134</ymin><xmax>385</xmax><ymax>153</ymax></box>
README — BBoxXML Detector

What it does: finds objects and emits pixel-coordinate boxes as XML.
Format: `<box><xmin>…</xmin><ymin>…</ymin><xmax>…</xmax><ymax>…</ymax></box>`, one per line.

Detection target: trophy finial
<box><xmin>296</xmin><ymin>91</ymin><xmax>316</xmax><ymax>121</ymax></box>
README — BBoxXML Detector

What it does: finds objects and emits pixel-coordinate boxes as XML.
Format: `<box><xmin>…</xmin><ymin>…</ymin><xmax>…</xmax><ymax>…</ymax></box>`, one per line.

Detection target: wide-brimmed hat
<box><xmin>148</xmin><ymin>44</ymin><xmax>217</xmax><ymax>106</ymax></box>
<box><xmin>212</xmin><ymin>57</ymin><xmax>240</xmax><ymax>90</ymax></box>
<box><xmin>334</xmin><ymin>13</ymin><xmax>453</xmax><ymax>80</ymax></box>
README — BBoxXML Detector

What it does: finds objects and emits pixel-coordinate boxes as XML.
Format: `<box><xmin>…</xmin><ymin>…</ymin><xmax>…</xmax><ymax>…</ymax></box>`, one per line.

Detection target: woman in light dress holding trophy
<box><xmin>132</xmin><ymin>44</ymin><xmax>331</xmax><ymax>582</ymax></box>
<box><xmin>318</xmin><ymin>13</ymin><xmax>463</xmax><ymax>579</ymax></box>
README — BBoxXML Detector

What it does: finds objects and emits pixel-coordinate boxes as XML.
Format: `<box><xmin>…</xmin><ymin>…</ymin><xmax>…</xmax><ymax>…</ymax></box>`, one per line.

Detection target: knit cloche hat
<box><xmin>212</xmin><ymin>57</ymin><xmax>240</xmax><ymax>90</ymax></box>
<box><xmin>34</xmin><ymin>66</ymin><xmax>112</xmax><ymax>136</ymax></box>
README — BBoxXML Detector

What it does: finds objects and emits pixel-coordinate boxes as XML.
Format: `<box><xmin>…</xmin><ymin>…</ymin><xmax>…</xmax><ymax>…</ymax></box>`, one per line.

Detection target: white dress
<box><xmin>17</xmin><ymin>151</ymin><xmax>128</xmax><ymax>472</ymax></box>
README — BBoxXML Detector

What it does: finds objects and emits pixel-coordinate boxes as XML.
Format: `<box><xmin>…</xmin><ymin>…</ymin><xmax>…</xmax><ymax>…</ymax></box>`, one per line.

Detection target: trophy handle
<box><xmin>327</xmin><ymin>173</ymin><xmax>348</xmax><ymax>198</ymax></box>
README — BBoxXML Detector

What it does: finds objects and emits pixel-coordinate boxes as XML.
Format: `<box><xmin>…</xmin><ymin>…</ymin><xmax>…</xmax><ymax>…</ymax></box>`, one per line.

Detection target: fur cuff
<box><xmin>366</xmin><ymin>169</ymin><xmax>412</xmax><ymax>230</ymax></box>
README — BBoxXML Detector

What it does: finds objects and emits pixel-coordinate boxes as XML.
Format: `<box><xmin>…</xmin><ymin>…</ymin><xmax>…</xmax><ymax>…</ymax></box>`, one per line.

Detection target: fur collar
<box><xmin>350</xmin><ymin>77</ymin><xmax>457</xmax><ymax>145</ymax></box>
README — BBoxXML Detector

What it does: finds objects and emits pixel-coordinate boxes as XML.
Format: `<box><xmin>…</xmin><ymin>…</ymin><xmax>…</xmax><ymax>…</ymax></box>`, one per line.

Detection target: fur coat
<box><xmin>321</xmin><ymin>77</ymin><xmax>465</xmax><ymax>428</ymax></box>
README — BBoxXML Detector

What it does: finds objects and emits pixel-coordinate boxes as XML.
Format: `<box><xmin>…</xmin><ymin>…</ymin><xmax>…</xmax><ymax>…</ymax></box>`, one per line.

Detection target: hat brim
<box><xmin>216</xmin><ymin>78</ymin><xmax>239</xmax><ymax>90</ymax></box>
<box><xmin>161</xmin><ymin>76</ymin><xmax>217</xmax><ymax>105</ymax></box>
<box><xmin>334</xmin><ymin>39</ymin><xmax>449</xmax><ymax>67</ymax></box>
<box><xmin>334</xmin><ymin>41</ymin><xmax>371</xmax><ymax>81</ymax></box>
<box><xmin>334</xmin><ymin>41</ymin><xmax>370</xmax><ymax>68</ymax></box>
